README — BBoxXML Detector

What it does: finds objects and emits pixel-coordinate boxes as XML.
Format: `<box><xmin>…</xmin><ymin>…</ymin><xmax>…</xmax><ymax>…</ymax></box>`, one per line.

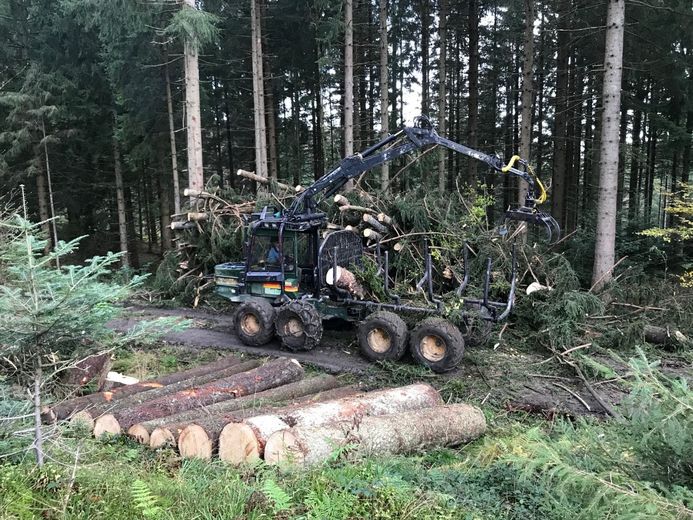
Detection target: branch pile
<box><xmin>44</xmin><ymin>355</ymin><xmax>486</xmax><ymax>466</ymax></box>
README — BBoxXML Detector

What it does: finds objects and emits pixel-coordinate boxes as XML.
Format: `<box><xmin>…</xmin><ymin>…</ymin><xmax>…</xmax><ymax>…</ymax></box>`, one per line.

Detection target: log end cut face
<box><xmin>69</xmin><ymin>410</ymin><xmax>95</xmax><ymax>432</ymax></box>
<box><xmin>218</xmin><ymin>423</ymin><xmax>260</xmax><ymax>465</ymax></box>
<box><xmin>149</xmin><ymin>427</ymin><xmax>176</xmax><ymax>449</ymax></box>
<box><xmin>178</xmin><ymin>424</ymin><xmax>213</xmax><ymax>460</ymax></box>
<box><xmin>127</xmin><ymin>424</ymin><xmax>150</xmax><ymax>445</ymax></box>
<box><xmin>264</xmin><ymin>429</ymin><xmax>305</xmax><ymax>466</ymax></box>
<box><xmin>93</xmin><ymin>414</ymin><xmax>121</xmax><ymax>438</ymax></box>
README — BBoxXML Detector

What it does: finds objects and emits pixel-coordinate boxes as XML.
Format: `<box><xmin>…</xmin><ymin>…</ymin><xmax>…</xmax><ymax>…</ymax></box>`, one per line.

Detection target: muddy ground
<box><xmin>110</xmin><ymin>304</ymin><xmax>684</xmax><ymax>419</ymax></box>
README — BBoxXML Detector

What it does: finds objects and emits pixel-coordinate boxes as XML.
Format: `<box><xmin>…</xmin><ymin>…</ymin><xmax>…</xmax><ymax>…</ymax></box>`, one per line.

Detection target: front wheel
<box><xmin>274</xmin><ymin>300</ymin><xmax>323</xmax><ymax>351</ymax></box>
<box><xmin>357</xmin><ymin>311</ymin><xmax>408</xmax><ymax>362</ymax></box>
<box><xmin>409</xmin><ymin>317</ymin><xmax>465</xmax><ymax>373</ymax></box>
<box><xmin>234</xmin><ymin>298</ymin><xmax>276</xmax><ymax>346</ymax></box>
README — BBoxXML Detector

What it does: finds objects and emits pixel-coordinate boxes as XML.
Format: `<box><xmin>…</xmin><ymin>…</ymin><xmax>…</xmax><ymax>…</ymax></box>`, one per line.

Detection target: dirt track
<box><xmin>111</xmin><ymin>305</ymin><xmax>634</xmax><ymax>418</ymax></box>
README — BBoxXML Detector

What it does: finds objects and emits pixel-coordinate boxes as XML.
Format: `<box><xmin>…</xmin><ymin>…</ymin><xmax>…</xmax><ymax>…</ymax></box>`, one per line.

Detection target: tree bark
<box><xmin>112</xmin><ymin>129</ymin><xmax>129</xmax><ymax>269</ymax></box>
<box><xmin>94</xmin><ymin>358</ymin><xmax>303</xmax><ymax>435</ymax></box>
<box><xmin>379</xmin><ymin>0</ymin><xmax>389</xmax><ymax>192</ymax></box>
<box><xmin>36</xmin><ymin>165</ymin><xmax>51</xmax><ymax>253</ymax></box>
<box><xmin>518</xmin><ymin>0</ymin><xmax>534</xmax><ymax>208</ymax></box>
<box><xmin>628</xmin><ymin>99</ymin><xmax>643</xmax><ymax>221</ymax></box>
<box><xmin>420</xmin><ymin>0</ymin><xmax>430</xmax><ymax>115</ymax></box>
<box><xmin>176</xmin><ymin>386</ymin><xmax>359</xmax><ymax>459</ymax></box>
<box><xmin>265</xmin><ymin>403</ymin><xmax>486</xmax><ymax>466</ymax></box>
<box><xmin>158</xmin><ymin>158</ymin><xmax>172</xmax><ymax>252</ymax></box>
<box><xmin>344</xmin><ymin>0</ymin><xmax>354</xmax><ymax>159</ymax></box>
<box><xmin>466</xmin><ymin>0</ymin><xmax>479</xmax><ymax>185</ymax></box>
<box><xmin>138</xmin><ymin>374</ymin><xmax>343</xmax><ymax>446</ymax></box>
<box><xmin>591</xmin><ymin>0</ymin><xmax>625</xmax><ymax>292</ymax></box>
<box><xmin>551</xmin><ymin>0</ymin><xmax>570</xmax><ymax>230</ymax></box>
<box><xmin>251</xmin><ymin>0</ymin><xmax>268</xmax><ymax>183</ymax></box>
<box><xmin>437</xmin><ymin>0</ymin><xmax>448</xmax><ymax>193</ymax></box>
<box><xmin>183</xmin><ymin>0</ymin><xmax>204</xmax><ymax>205</ymax></box>
<box><xmin>44</xmin><ymin>355</ymin><xmax>246</xmax><ymax>423</ymax></box>
<box><xmin>164</xmin><ymin>55</ymin><xmax>181</xmax><ymax>214</ymax></box>
<box><xmin>223</xmin><ymin>85</ymin><xmax>235</xmax><ymax>189</ymax></box>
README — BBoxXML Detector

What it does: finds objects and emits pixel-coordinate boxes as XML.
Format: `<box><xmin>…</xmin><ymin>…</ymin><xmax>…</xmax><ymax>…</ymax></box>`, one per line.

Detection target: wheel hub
<box><xmin>420</xmin><ymin>334</ymin><xmax>446</xmax><ymax>362</ymax></box>
<box><xmin>367</xmin><ymin>327</ymin><xmax>392</xmax><ymax>353</ymax></box>
<box><xmin>240</xmin><ymin>313</ymin><xmax>260</xmax><ymax>336</ymax></box>
<box><xmin>282</xmin><ymin>317</ymin><xmax>304</xmax><ymax>338</ymax></box>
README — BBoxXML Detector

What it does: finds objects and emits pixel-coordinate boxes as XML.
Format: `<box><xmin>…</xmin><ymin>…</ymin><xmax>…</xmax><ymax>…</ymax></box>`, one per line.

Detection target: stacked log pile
<box><xmin>44</xmin><ymin>355</ymin><xmax>487</xmax><ymax>466</ymax></box>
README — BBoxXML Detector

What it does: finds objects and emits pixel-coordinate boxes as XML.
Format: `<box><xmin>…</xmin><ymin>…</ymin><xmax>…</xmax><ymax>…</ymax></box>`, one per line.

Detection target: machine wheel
<box><xmin>275</xmin><ymin>300</ymin><xmax>323</xmax><ymax>351</ymax></box>
<box><xmin>234</xmin><ymin>298</ymin><xmax>276</xmax><ymax>346</ymax></box>
<box><xmin>409</xmin><ymin>317</ymin><xmax>465</xmax><ymax>373</ymax></box>
<box><xmin>357</xmin><ymin>311</ymin><xmax>408</xmax><ymax>362</ymax></box>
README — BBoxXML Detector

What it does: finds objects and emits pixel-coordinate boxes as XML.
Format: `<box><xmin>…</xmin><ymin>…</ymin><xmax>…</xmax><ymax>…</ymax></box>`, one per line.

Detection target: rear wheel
<box><xmin>275</xmin><ymin>300</ymin><xmax>323</xmax><ymax>351</ymax></box>
<box><xmin>409</xmin><ymin>317</ymin><xmax>464</xmax><ymax>373</ymax></box>
<box><xmin>357</xmin><ymin>311</ymin><xmax>408</xmax><ymax>362</ymax></box>
<box><xmin>234</xmin><ymin>298</ymin><xmax>276</xmax><ymax>346</ymax></box>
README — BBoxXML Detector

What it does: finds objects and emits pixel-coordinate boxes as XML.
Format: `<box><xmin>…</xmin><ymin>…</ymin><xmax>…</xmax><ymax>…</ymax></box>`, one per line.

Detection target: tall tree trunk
<box><xmin>466</xmin><ymin>0</ymin><xmax>479</xmax><ymax>185</ymax></box>
<box><xmin>251</xmin><ymin>0</ymin><xmax>268</xmax><ymax>185</ymax></box>
<box><xmin>628</xmin><ymin>89</ymin><xmax>643</xmax><ymax>221</ymax></box>
<box><xmin>616</xmin><ymin>98</ymin><xmax>628</xmax><ymax>217</ymax></box>
<box><xmin>213</xmin><ymin>81</ymin><xmax>224</xmax><ymax>189</ymax></box>
<box><xmin>260</xmin><ymin>5</ymin><xmax>278</xmax><ymax>184</ymax></box>
<box><xmin>646</xmin><ymin>111</ymin><xmax>657</xmax><ymax>224</ymax></box>
<box><xmin>158</xmin><ymin>158</ymin><xmax>172</xmax><ymax>252</ymax></box>
<box><xmin>420</xmin><ymin>0</ymin><xmax>430</xmax><ymax>115</ymax></box>
<box><xmin>124</xmin><ymin>187</ymin><xmax>139</xmax><ymax>269</ymax></box>
<box><xmin>312</xmin><ymin>42</ymin><xmax>324</xmax><ymax>181</ymax></box>
<box><xmin>518</xmin><ymin>0</ymin><xmax>534</xmax><ymax>208</ymax></box>
<box><xmin>682</xmin><ymin>107</ymin><xmax>693</xmax><ymax>186</ymax></box>
<box><xmin>112</xmin><ymin>130</ymin><xmax>129</xmax><ymax>269</ymax></box>
<box><xmin>551</xmin><ymin>0</ymin><xmax>570</xmax><ymax>230</ymax></box>
<box><xmin>591</xmin><ymin>0</ymin><xmax>625</xmax><ymax>292</ymax></box>
<box><xmin>223</xmin><ymin>85</ymin><xmax>235</xmax><ymax>189</ymax></box>
<box><xmin>36</xmin><ymin>165</ymin><xmax>50</xmax><ymax>253</ymax></box>
<box><xmin>379</xmin><ymin>0</ymin><xmax>389</xmax><ymax>192</ymax></box>
<box><xmin>183</xmin><ymin>0</ymin><xmax>204</xmax><ymax>205</ymax></box>
<box><xmin>164</xmin><ymin>56</ymin><xmax>181</xmax><ymax>214</ymax></box>
<box><xmin>535</xmin><ymin>10</ymin><xmax>545</xmax><ymax>179</ymax></box>
<box><xmin>344</xmin><ymin>0</ymin><xmax>354</xmax><ymax>157</ymax></box>
<box><xmin>437</xmin><ymin>0</ymin><xmax>448</xmax><ymax>193</ymax></box>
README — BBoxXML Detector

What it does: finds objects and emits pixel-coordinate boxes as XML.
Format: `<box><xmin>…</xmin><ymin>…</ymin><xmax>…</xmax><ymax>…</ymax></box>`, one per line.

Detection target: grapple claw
<box><xmin>503</xmin><ymin>207</ymin><xmax>561</xmax><ymax>244</ymax></box>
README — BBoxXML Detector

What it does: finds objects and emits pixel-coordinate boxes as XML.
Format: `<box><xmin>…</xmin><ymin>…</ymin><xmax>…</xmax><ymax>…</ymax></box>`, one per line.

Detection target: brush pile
<box><xmin>43</xmin><ymin>355</ymin><xmax>486</xmax><ymax>466</ymax></box>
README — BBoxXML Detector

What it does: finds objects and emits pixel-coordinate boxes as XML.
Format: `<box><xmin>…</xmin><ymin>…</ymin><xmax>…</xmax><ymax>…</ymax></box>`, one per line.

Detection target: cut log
<box><xmin>362</xmin><ymin>214</ymin><xmax>389</xmax><ymax>235</ymax></box>
<box><xmin>377</xmin><ymin>213</ymin><xmax>394</xmax><ymax>226</ymax></box>
<box><xmin>178</xmin><ymin>385</ymin><xmax>360</xmax><ymax>459</ymax></box>
<box><xmin>94</xmin><ymin>358</ymin><xmax>303</xmax><ymax>437</ymax></box>
<box><xmin>325</xmin><ymin>266</ymin><xmax>365</xmax><ymax>299</ymax></box>
<box><xmin>237</xmin><ymin>169</ymin><xmax>293</xmax><ymax>191</ymax></box>
<box><xmin>393</xmin><ymin>242</ymin><xmax>404</xmax><ymax>252</ymax></box>
<box><xmin>71</xmin><ymin>360</ymin><xmax>262</xmax><ymax>429</ymax></box>
<box><xmin>644</xmin><ymin>325</ymin><xmax>688</xmax><ymax>346</ymax></box>
<box><xmin>265</xmin><ymin>403</ymin><xmax>486</xmax><ymax>466</ymax></box>
<box><xmin>333</xmin><ymin>194</ymin><xmax>350</xmax><ymax>206</ymax></box>
<box><xmin>61</xmin><ymin>352</ymin><xmax>112</xmax><ymax>389</ymax></box>
<box><xmin>170</xmin><ymin>221</ymin><xmax>196</xmax><ymax>230</ymax></box>
<box><xmin>339</xmin><ymin>204</ymin><xmax>378</xmax><ymax>215</ymax></box>
<box><xmin>221</xmin><ymin>383</ymin><xmax>441</xmax><ymax>464</ymax></box>
<box><xmin>102</xmin><ymin>371</ymin><xmax>140</xmax><ymax>391</ymax></box>
<box><xmin>134</xmin><ymin>374</ymin><xmax>343</xmax><ymax>445</ymax></box>
<box><xmin>44</xmin><ymin>355</ymin><xmax>244</xmax><ymax>423</ymax></box>
<box><xmin>186</xmin><ymin>212</ymin><xmax>208</xmax><ymax>222</ymax></box>
<box><xmin>363</xmin><ymin>228</ymin><xmax>382</xmax><ymax>242</ymax></box>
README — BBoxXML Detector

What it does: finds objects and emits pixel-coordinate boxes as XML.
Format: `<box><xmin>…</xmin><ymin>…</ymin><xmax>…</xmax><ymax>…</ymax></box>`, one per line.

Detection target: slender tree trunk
<box><xmin>682</xmin><ymin>107</ymin><xmax>693</xmax><ymax>186</ymax></box>
<box><xmin>616</xmin><ymin>99</ymin><xmax>628</xmax><ymax>217</ymax></box>
<box><xmin>536</xmin><ymin>10</ymin><xmax>545</xmax><ymax>179</ymax></box>
<box><xmin>164</xmin><ymin>56</ymin><xmax>181</xmax><ymax>214</ymax></box>
<box><xmin>183</xmin><ymin>0</ymin><xmax>204</xmax><ymax>205</ymax></box>
<box><xmin>112</xmin><ymin>130</ymin><xmax>129</xmax><ymax>269</ymax></box>
<box><xmin>261</xmin><ymin>17</ymin><xmax>278</xmax><ymax>183</ymax></box>
<box><xmin>343</xmin><ymin>0</ymin><xmax>355</xmax><ymax>190</ymax></box>
<box><xmin>437</xmin><ymin>0</ymin><xmax>448</xmax><ymax>193</ymax></box>
<box><xmin>467</xmin><ymin>0</ymin><xmax>479</xmax><ymax>185</ymax></box>
<box><xmin>124</xmin><ymin>187</ymin><xmax>139</xmax><ymax>269</ymax></box>
<box><xmin>158</xmin><ymin>158</ymin><xmax>172</xmax><ymax>252</ymax></box>
<box><xmin>420</xmin><ymin>0</ymin><xmax>430</xmax><ymax>115</ymax></box>
<box><xmin>646</xmin><ymin>114</ymin><xmax>657</xmax><ymax>224</ymax></box>
<box><xmin>213</xmin><ymin>81</ymin><xmax>224</xmax><ymax>189</ymax></box>
<box><xmin>592</xmin><ymin>0</ymin><xmax>625</xmax><ymax>292</ymax></box>
<box><xmin>379</xmin><ymin>0</ymin><xmax>389</xmax><ymax>192</ymax></box>
<box><xmin>628</xmin><ymin>101</ymin><xmax>643</xmax><ymax>221</ymax></box>
<box><xmin>251</xmin><ymin>0</ymin><xmax>268</xmax><ymax>183</ymax></box>
<box><xmin>223</xmin><ymin>85</ymin><xmax>235</xmax><ymax>189</ymax></box>
<box><xmin>36</xmin><ymin>165</ymin><xmax>50</xmax><ymax>253</ymax></box>
<box><xmin>312</xmin><ymin>44</ymin><xmax>324</xmax><ymax>180</ymax></box>
<box><xmin>518</xmin><ymin>0</ymin><xmax>534</xmax><ymax>208</ymax></box>
<box><xmin>551</xmin><ymin>0</ymin><xmax>570</xmax><ymax>230</ymax></box>
<box><xmin>33</xmin><ymin>367</ymin><xmax>44</xmax><ymax>467</ymax></box>
<box><xmin>582</xmin><ymin>76</ymin><xmax>594</xmax><ymax>223</ymax></box>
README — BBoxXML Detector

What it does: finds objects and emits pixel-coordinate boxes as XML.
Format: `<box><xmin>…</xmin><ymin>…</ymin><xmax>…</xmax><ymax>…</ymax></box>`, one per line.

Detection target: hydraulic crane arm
<box><xmin>286</xmin><ymin>116</ymin><xmax>559</xmax><ymax>241</ymax></box>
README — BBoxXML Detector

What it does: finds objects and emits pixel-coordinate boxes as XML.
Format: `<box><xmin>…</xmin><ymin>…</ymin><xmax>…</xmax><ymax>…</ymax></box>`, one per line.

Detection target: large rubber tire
<box><xmin>357</xmin><ymin>311</ymin><xmax>408</xmax><ymax>362</ymax></box>
<box><xmin>409</xmin><ymin>317</ymin><xmax>465</xmax><ymax>373</ymax></box>
<box><xmin>234</xmin><ymin>298</ymin><xmax>276</xmax><ymax>346</ymax></box>
<box><xmin>274</xmin><ymin>300</ymin><xmax>323</xmax><ymax>351</ymax></box>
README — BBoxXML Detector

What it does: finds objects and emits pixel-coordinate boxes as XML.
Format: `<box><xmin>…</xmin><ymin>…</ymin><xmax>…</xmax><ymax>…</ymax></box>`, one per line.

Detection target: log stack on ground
<box><xmin>42</xmin><ymin>354</ymin><xmax>247</xmax><ymax>423</ymax></box>
<box><xmin>264</xmin><ymin>403</ymin><xmax>487</xmax><ymax>466</ymax></box>
<box><xmin>93</xmin><ymin>358</ymin><xmax>303</xmax><ymax>437</ymax></box>
<box><xmin>217</xmin><ymin>383</ymin><xmax>441</xmax><ymax>465</ymax></box>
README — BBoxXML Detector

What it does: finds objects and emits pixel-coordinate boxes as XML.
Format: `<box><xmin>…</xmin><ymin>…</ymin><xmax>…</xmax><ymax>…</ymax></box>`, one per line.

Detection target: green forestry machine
<box><xmin>214</xmin><ymin>116</ymin><xmax>558</xmax><ymax>372</ymax></box>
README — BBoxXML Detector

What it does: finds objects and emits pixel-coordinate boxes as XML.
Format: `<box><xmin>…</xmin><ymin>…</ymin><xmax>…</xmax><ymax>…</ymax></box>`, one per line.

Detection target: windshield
<box><xmin>250</xmin><ymin>234</ymin><xmax>296</xmax><ymax>270</ymax></box>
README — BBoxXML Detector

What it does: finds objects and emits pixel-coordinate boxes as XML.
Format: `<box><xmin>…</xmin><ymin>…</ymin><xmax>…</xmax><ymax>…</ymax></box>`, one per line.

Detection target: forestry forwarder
<box><xmin>214</xmin><ymin>116</ymin><xmax>559</xmax><ymax>372</ymax></box>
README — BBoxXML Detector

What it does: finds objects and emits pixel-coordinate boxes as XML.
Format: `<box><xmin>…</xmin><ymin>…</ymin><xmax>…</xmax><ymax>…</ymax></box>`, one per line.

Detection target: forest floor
<box><xmin>109</xmin><ymin>303</ymin><xmax>669</xmax><ymax>419</ymax></box>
